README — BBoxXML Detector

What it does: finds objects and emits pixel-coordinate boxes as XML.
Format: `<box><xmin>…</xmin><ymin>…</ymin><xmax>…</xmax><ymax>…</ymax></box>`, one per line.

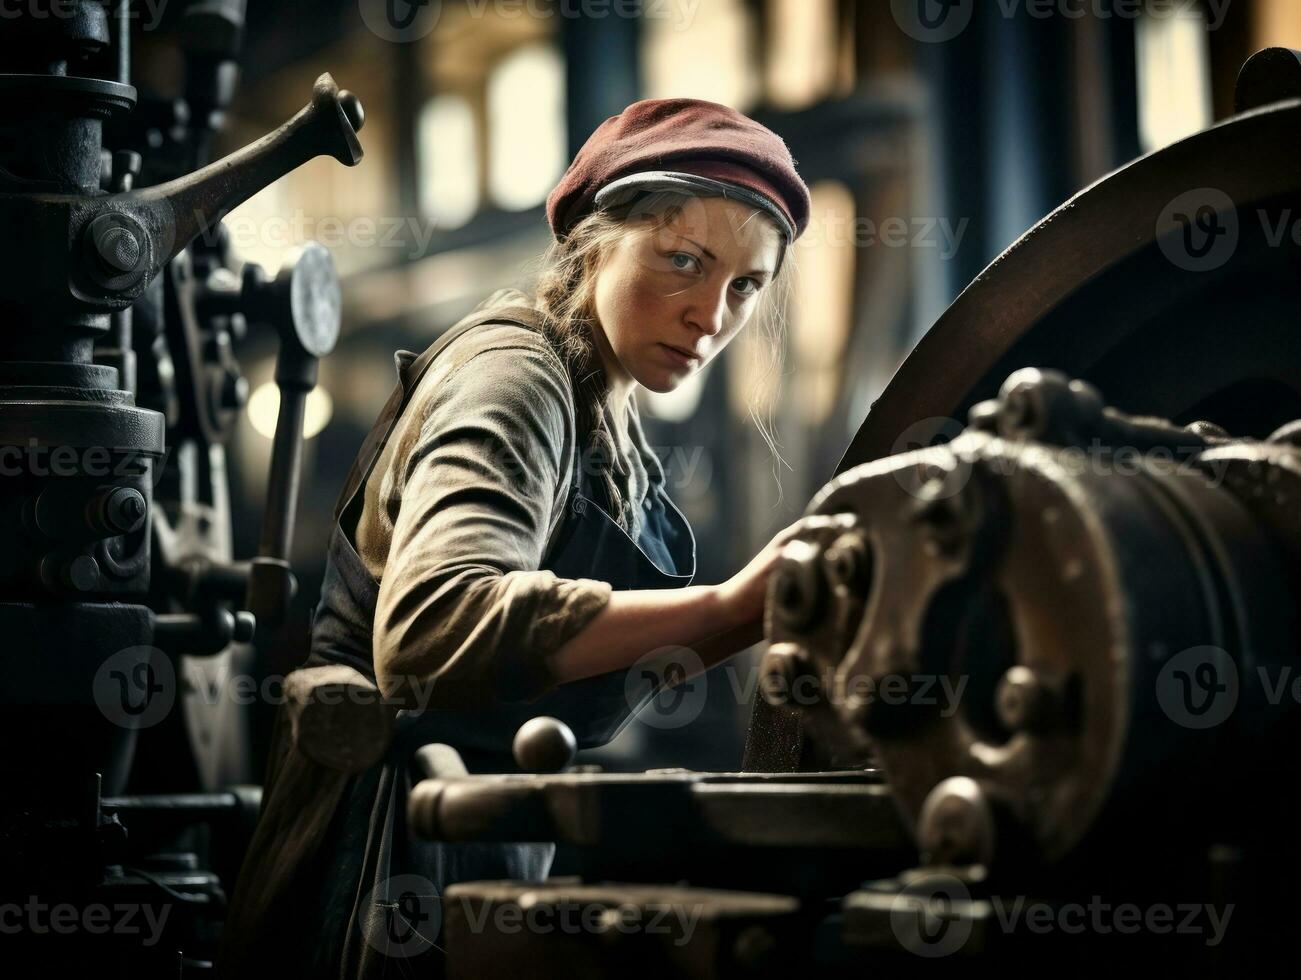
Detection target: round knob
<box><xmin>513</xmin><ymin>716</ymin><xmax>576</xmax><ymax>773</ymax></box>
<box><xmin>242</xmin><ymin>243</ymin><xmax>341</xmax><ymax>360</ymax></box>
<box><xmin>339</xmin><ymin>89</ymin><xmax>365</xmax><ymax>132</ymax></box>
<box><xmin>233</xmin><ymin>611</ymin><xmax>256</xmax><ymax>644</ymax></box>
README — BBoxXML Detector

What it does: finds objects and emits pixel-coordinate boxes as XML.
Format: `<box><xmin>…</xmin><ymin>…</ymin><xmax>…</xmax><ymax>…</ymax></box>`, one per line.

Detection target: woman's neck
<box><xmin>587</xmin><ymin>322</ymin><xmax>636</xmax><ymax>439</ymax></box>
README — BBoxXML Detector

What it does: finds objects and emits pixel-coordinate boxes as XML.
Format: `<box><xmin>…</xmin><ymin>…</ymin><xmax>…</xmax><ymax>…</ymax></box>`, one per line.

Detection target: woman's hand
<box><xmin>548</xmin><ymin>516</ymin><xmax>817</xmax><ymax>687</ymax></box>
<box><xmin>714</xmin><ymin>517</ymin><xmax>813</xmax><ymax>630</ymax></box>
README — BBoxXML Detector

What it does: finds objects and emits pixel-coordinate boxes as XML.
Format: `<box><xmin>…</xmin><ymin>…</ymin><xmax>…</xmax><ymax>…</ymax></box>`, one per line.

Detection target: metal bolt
<box><xmin>823</xmin><ymin>531</ymin><xmax>870</xmax><ymax>593</ymax></box>
<box><xmin>917</xmin><ymin>777</ymin><xmax>997</xmax><ymax>868</ymax></box>
<box><xmin>995</xmin><ymin>368</ymin><xmax>1103</xmax><ymax>445</ymax></box>
<box><xmin>967</xmin><ymin>399</ymin><xmax>1001</xmax><ymax>432</ymax></box>
<box><xmin>42</xmin><ymin>554</ymin><xmax>101</xmax><ymax>594</ymax></box>
<box><xmin>995</xmin><ymin>666</ymin><xmax>1059</xmax><ymax>734</ymax></box>
<box><xmin>758</xmin><ymin>642</ymin><xmax>815</xmax><ymax>708</ymax></box>
<box><xmin>93</xmin><ymin>223</ymin><xmax>142</xmax><ymax>274</ymax></box>
<box><xmin>772</xmin><ymin>540</ymin><xmax>825</xmax><ymax>630</ymax></box>
<box><xmin>1000</xmin><ymin>383</ymin><xmax>1039</xmax><ymax>435</ymax></box>
<box><xmin>83</xmin><ymin>213</ymin><xmax>150</xmax><ymax>289</ymax></box>
<box><xmin>103</xmin><ymin>487</ymin><xmax>147</xmax><ymax>535</ymax></box>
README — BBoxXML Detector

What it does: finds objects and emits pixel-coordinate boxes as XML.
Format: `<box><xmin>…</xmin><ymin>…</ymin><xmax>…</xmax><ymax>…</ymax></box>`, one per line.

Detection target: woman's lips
<box><xmin>659</xmin><ymin>343</ymin><xmax>700</xmax><ymax>368</ymax></box>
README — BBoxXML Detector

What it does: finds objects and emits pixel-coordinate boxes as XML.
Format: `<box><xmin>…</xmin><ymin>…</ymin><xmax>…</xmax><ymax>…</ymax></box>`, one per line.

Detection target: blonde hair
<box><xmin>476</xmin><ymin>192</ymin><xmax>795</xmax><ymax>525</ymax></box>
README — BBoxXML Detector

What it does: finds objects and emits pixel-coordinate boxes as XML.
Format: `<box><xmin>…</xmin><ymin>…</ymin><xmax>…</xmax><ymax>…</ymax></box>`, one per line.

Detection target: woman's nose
<box><xmin>686</xmin><ymin>282</ymin><xmax>728</xmax><ymax>336</ymax></box>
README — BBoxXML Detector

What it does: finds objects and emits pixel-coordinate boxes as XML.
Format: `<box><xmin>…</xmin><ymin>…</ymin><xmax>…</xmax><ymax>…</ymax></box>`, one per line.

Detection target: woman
<box><xmin>219</xmin><ymin>97</ymin><xmax>812</xmax><ymax>978</ymax></box>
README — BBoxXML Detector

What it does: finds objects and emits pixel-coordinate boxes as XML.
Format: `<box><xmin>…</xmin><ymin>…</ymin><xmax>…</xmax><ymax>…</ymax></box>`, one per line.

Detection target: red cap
<box><xmin>546</xmin><ymin>98</ymin><xmax>811</xmax><ymax>243</ymax></box>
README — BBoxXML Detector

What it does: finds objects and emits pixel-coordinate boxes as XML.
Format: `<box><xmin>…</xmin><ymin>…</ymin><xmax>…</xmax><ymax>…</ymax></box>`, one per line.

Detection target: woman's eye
<box><xmin>732</xmin><ymin>277</ymin><xmax>760</xmax><ymax>297</ymax></box>
<box><xmin>668</xmin><ymin>252</ymin><xmax>701</xmax><ymax>272</ymax></box>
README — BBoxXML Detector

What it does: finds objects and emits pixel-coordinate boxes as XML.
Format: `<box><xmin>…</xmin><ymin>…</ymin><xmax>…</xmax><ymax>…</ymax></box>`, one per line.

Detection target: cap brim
<box><xmin>593</xmin><ymin>170</ymin><xmax>796</xmax><ymax>244</ymax></box>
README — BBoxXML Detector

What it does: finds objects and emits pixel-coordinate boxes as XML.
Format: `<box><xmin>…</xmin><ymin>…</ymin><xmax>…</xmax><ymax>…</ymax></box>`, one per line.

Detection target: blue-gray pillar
<box><xmin>561</xmin><ymin>1</ymin><xmax>643</xmax><ymax>155</ymax></box>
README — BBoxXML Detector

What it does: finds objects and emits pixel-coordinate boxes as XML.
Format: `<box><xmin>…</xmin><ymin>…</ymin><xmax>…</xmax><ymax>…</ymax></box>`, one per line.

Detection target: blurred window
<box><xmin>487</xmin><ymin>42</ymin><xmax>567</xmax><ymax>211</ymax></box>
<box><xmin>1136</xmin><ymin>6</ymin><xmax>1212</xmax><ymax>152</ymax></box>
<box><xmin>643</xmin><ymin>0</ymin><xmax>760</xmax><ymax>109</ymax></box>
<box><xmin>765</xmin><ymin>0</ymin><xmax>838</xmax><ymax>110</ymax></box>
<box><xmin>417</xmin><ymin>94</ymin><xmax>480</xmax><ymax>231</ymax></box>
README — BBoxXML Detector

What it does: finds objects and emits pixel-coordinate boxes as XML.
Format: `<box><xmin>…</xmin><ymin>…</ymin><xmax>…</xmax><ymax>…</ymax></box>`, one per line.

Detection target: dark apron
<box><xmin>302</xmin><ymin>305</ymin><xmax>697</xmax><ymax>978</ymax></box>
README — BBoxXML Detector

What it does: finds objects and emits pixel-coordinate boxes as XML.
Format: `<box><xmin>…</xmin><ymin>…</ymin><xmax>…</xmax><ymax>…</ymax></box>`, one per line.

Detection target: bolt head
<box><xmin>917</xmin><ymin>776</ymin><xmax>997</xmax><ymax>868</ymax></box>
<box><xmin>995</xmin><ymin>666</ymin><xmax>1059</xmax><ymax>734</ymax></box>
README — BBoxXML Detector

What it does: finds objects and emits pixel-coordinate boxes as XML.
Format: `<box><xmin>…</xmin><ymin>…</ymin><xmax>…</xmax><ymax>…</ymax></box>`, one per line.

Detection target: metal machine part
<box><xmin>409</xmin><ymin>768</ymin><xmax>912</xmax><ymax>896</ymax></box>
<box><xmin>0</xmin><ymin>2</ymin><xmax>361</xmax><ymax>974</ymax></box>
<box><xmin>418</xmin><ymin>47</ymin><xmax>1301</xmax><ymax>978</ymax></box>
<box><xmin>765</xmin><ymin>367</ymin><xmax>1301</xmax><ymax>871</ymax></box>
<box><xmin>425</xmin><ymin>366</ymin><xmax>1301</xmax><ymax>973</ymax></box>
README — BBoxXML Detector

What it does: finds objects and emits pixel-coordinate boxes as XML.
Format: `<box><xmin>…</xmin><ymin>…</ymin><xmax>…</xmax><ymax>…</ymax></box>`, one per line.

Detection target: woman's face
<box><xmin>590</xmin><ymin>196</ymin><xmax>784</xmax><ymax>395</ymax></box>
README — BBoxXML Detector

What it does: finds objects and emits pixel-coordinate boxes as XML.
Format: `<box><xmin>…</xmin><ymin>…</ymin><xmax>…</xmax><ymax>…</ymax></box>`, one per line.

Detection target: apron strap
<box><xmin>331</xmin><ymin>304</ymin><xmax>586</xmax><ymax>568</ymax></box>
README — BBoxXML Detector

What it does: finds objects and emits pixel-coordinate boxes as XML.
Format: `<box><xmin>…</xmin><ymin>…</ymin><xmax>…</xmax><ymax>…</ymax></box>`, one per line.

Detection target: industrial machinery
<box><xmin>0</xmin><ymin>1</ymin><xmax>363</xmax><ymax>974</ymax></box>
<box><xmin>393</xmin><ymin>46</ymin><xmax>1301</xmax><ymax>978</ymax></box>
<box><xmin>10</xmin><ymin>0</ymin><xmax>1301</xmax><ymax>976</ymax></box>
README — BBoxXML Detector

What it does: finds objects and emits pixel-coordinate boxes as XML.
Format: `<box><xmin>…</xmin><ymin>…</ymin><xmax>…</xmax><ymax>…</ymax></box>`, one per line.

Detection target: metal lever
<box><xmin>79</xmin><ymin>73</ymin><xmax>364</xmax><ymax>298</ymax></box>
<box><xmin>242</xmin><ymin>240</ymin><xmax>342</xmax><ymax>637</ymax></box>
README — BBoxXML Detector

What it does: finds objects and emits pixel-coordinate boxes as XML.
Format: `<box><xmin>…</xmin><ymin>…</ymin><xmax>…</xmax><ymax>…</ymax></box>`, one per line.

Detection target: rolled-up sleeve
<box><xmin>371</xmin><ymin>340</ymin><xmax>612</xmax><ymax>709</ymax></box>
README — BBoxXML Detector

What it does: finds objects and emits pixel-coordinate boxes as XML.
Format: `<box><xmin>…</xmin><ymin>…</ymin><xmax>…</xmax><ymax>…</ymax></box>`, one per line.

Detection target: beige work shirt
<box><xmin>351</xmin><ymin>311</ymin><xmax>667</xmax><ymax>709</ymax></box>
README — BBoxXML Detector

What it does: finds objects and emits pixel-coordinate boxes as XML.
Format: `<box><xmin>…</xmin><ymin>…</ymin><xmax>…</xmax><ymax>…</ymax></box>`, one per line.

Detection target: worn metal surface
<box><xmin>442</xmin><ymin>880</ymin><xmax>803</xmax><ymax>980</ymax></box>
<box><xmin>841</xmin><ymin>95</ymin><xmax>1301</xmax><ymax>473</ymax></box>
<box><xmin>746</xmin><ymin>51</ymin><xmax>1301</xmax><ymax>778</ymax></box>
<box><xmin>772</xmin><ymin>373</ymin><xmax>1301</xmax><ymax>866</ymax></box>
<box><xmin>0</xmin><ymin>4</ymin><xmax>362</xmax><ymax>974</ymax></box>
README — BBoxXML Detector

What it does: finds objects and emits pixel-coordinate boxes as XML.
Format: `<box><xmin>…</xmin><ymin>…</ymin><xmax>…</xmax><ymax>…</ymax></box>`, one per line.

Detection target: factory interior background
<box><xmin>127</xmin><ymin>0</ymin><xmax>1301</xmax><ymax>772</ymax></box>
